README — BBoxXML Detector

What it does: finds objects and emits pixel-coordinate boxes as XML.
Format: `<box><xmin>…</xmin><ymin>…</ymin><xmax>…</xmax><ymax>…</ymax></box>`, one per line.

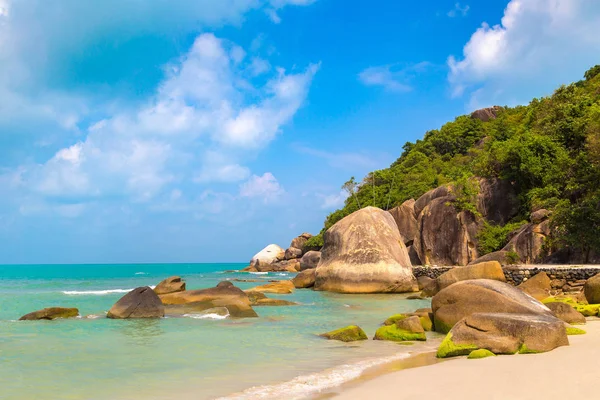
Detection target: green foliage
<box><xmin>477</xmin><ymin>221</ymin><xmax>527</xmax><ymax>255</ymax></box>
<box><xmin>506</xmin><ymin>251</ymin><xmax>521</xmax><ymax>265</ymax></box>
<box><xmin>304</xmin><ymin>234</ymin><xmax>324</xmax><ymax>251</ymax></box>
<box><xmin>315</xmin><ymin>65</ymin><xmax>600</xmax><ymax>258</ymax></box>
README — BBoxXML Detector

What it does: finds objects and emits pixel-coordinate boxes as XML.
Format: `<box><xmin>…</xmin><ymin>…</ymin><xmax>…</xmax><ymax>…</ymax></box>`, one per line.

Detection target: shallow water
<box><xmin>0</xmin><ymin>264</ymin><xmax>437</xmax><ymax>399</ymax></box>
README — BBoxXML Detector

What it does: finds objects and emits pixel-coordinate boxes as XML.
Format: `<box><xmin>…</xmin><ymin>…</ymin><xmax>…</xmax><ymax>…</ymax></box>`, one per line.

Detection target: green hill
<box><xmin>308</xmin><ymin>65</ymin><xmax>600</xmax><ymax>262</ymax></box>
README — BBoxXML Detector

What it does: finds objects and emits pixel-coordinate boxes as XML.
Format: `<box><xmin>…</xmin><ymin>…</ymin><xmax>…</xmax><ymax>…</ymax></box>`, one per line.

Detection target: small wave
<box><xmin>249</xmin><ymin>272</ymin><xmax>269</xmax><ymax>275</ymax></box>
<box><xmin>62</xmin><ymin>289</ymin><xmax>133</xmax><ymax>295</ymax></box>
<box><xmin>134</xmin><ymin>272</ymin><xmax>147</xmax><ymax>275</ymax></box>
<box><xmin>183</xmin><ymin>313</ymin><xmax>229</xmax><ymax>320</ymax></box>
<box><xmin>216</xmin><ymin>353</ymin><xmax>411</xmax><ymax>400</ymax></box>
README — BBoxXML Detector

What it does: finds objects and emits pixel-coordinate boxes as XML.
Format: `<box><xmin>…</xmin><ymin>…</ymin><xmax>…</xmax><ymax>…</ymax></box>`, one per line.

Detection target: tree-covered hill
<box><xmin>307</xmin><ymin>65</ymin><xmax>600</xmax><ymax>262</ymax></box>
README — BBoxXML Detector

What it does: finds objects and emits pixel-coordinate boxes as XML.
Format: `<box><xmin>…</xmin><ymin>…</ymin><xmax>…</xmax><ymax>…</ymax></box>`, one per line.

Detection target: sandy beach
<box><xmin>332</xmin><ymin>320</ymin><xmax>600</xmax><ymax>400</ymax></box>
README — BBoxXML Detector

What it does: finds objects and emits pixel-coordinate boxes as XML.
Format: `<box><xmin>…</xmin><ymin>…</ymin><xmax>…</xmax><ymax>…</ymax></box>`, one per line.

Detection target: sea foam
<box><xmin>183</xmin><ymin>312</ymin><xmax>229</xmax><ymax>320</ymax></box>
<box><xmin>62</xmin><ymin>286</ymin><xmax>155</xmax><ymax>296</ymax></box>
<box><xmin>216</xmin><ymin>352</ymin><xmax>411</xmax><ymax>400</ymax></box>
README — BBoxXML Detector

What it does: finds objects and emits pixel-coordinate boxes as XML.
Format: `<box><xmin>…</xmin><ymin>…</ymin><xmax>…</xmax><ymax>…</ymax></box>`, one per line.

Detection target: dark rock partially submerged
<box><xmin>154</xmin><ymin>276</ymin><xmax>186</xmax><ymax>295</ymax></box>
<box><xmin>320</xmin><ymin>325</ymin><xmax>368</xmax><ymax>342</ymax></box>
<box><xmin>108</xmin><ymin>287</ymin><xmax>165</xmax><ymax>319</ymax></box>
<box><xmin>19</xmin><ymin>307</ymin><xmax>79</xmax><ymax>321</ymax></box>
<box><xmin>292</xmin><ymin>269</ymin><xmax>316</xmax><ymax>288</ymax></box>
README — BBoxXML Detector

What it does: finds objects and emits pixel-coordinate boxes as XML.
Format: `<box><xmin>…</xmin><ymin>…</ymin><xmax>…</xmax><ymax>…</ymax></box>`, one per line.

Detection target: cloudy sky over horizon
<box><xmin>1</xmin><ymin>0</ymin><xmax>599</xmax><ymax>264</ymax></box>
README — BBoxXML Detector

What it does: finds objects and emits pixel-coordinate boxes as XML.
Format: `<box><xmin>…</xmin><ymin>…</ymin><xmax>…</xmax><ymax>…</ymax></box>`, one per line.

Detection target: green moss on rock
<box><xmin>467</xmin><ymin>349</ymin><xmax>496</xmax><ymax>359</ymax></box>
<box><xmin>436</xmin><ymin>333</ymin><xmax>478</xmax><ymax>358</ymax></box>
<box><xmin>384</xmin><ymin>314</ymin><xmax>433</xmax><ymax>331</ymax></box>
<box><xmin>566</xmin><ymin>326</ymin><xmax>587</xmax><ymax>335</ymax></box>
<box><xmin>319</xmin><ymin>325</ymin><xmax>368</xmax><ymax>342</ymax></box>
<box><xmin>518</xmin><ymin>343</ymin><xmax>542</xmax><ymax>354</ymax></box>
<box><xmin>574</xmin><ymin>304</ymin><xmax>600</xmax><ymax>317</ymax></box>
<box><xmin>383</xmin><ymin>314</ymin><xmax>408</xmax><ymax>325</ymax></box>
<box><xmin>373</xmin><ymin>325</ymin><xmax>426</xmax><ymax>342</ymax></box>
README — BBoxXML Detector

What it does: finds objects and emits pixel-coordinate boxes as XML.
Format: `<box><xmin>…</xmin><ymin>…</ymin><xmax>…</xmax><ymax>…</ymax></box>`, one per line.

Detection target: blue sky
<box><xmin>1</xmin><ymin>0</ymin><xmax>600</xmax><ymax>264</ymax></box>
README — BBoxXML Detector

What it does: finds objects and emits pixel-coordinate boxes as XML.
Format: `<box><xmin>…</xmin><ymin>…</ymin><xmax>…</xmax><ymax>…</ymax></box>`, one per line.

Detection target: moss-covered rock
<box><xmin>467</xmin><ymin>349</ymin><xmax>496</xmax><ymax>359</ymax></box>
<box><xmin>19</xmin><ymin>307</ymin><xmax>79</xmax><ymax>321</ymax></box>
<box><xmin>320</xmin><ymin>325</ymin><xmax>368</xmax><ymax>342</ymax></box>
<box><xmin>543</xmin><ymin>297</ymin><xmax>600</xmax><ymax>317</ymax></box>
<box><xmin>374</xmin><ymin>325</ymin><xmax>426</xmax><ymax>342</ymax></box>
<box><xmin>384</xmin><ymin>314</ymin><xmax>408</xmax><ymax>325</ymax></box>
<box><xmin>518</xmin><ymin>343</ymin><xmax>542</xmax><ymax>354</ymax></box>
<box><xmin>384</xmin><ymin>309</ymin><xmax>433</xmax><ymax>331</ymax></box>
<box><xmin>546</xmin><ymin>302</ymin><xmax>586</xmax><ymax>325</ymax></box>
<box><xmin>437</xmin><ymin>333</ymin><xmax>478</xmax><ymax>358</ymax></box>
<box><xmin>566</xmin><ymin>326</ymin><xmax>586</xmax><ymax>335</ymax></box>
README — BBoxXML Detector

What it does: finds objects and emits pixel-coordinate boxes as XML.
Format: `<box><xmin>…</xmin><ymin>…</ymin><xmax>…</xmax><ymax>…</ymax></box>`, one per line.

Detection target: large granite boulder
<box><xmin>290</xmin><ymin>233</ymin><xmax>313</xmax><ymax>254</ymax></box>
<box><xmin>292</xmin><ymin>269</ymin><xmax>316</xmax><ymax>289</ymax></box>
<box><xmin>470</xmin><ymin>106</ymin><xmax>502</xmax><ymax>122</ymax></box>
<box><xmin>531</xmin><ymin>209</ymin><xmax>551</xmax><ymax>224</ymax></box>
<box><xmin>160</xmin><ymin>282</ymin><xmax>257</xmax><ymax>318</ymax></box>
<box><xmin>437</xmin><ymin>312</ymin><xmax>568</xmax><ymax>358</ymax></box>
<box><xmin>154</xmin><ymin>276</ymin><xmax>186</xmax><ymax>295</ymax></box>
<box><xmin>502</xmin><ymin>221</ymin><xmax>551</xmax><ymax>264</ymax></box>
<box><xmin>546</xmin><ymin>302</ymin><xmax>586</xmax><ymax>325</ymax></box>
<box><xmin>284</xmin><ymin>247</ymin><xmax>303</xmax><ymax>260</ymax></box>
<box><xmin>413</xmin><ymin>196</ymin><xmax>482</xmax><ymax>266</ymax></box>
<box><xmin>476</xmin><ymin>178</ymin><xmax>519</xmax><ymax>225</ymax></box>
<box><xmin>19</xmin><ymin>307</ymin><xmax>79</xmax><ymax>321</ymax></box>
<box><xmin>374</xmin><ymin>316</ymin><xmax>426</xmax><ymax>342</ymax></box>
<box><xmin>414</xmin><ymin>185</ymin><xmax>452</xmax><ymax>216</ymax></box>
<box><xmin>300</xmin><ymin>251</ymin><xmax>321</xmax><ymax>270</ymax></box>
<box><xmin>314</xmin><ymin>207</ymin><xmax>417</xmax><ymax>294</ymax></box>
<box><xmin>432</xmin><ymin>279</ymin><xmax>553</xmax><ymax>333</ymax></box>
<box><xmin>388</xmin><ymin>199</ymin><xmax>418</xmax><ymax>245</ymax></box>
<box><xmin>437</xmin><ymin>261</ymin><xmax>505</xmax><ymax>290</ymax></box>
<box><xmin>107</xmin><ymin>287</ymin><xmax>165</xmax><ymax>319</ymax></box>
<box><xmin>246</xmin><ymin>291</ymin><xmax>298</xmax><ymax>306</ymax></box>
<box><xmin>254</xmin><ymin>259</ymin><xmax>299</xmax><ymax>273</ymax></box>
<box><xmin>518</xmin><ymin>272</ymin><xmax>551</xmax><ymax>301</ymax></box>
<box><xmin>417</xmin><ymin>276</ymin><xmax>439</xmax><ymax>297</ymax></box>
<box><xmin>246</xmin><ymin>280</ymin><xmax>295</xmax><ymax>294</ymax></box>
<box><xmin>407</xmin><ymin>245</ymin><xmax>422</xmax><ymax>265</ymax></box>
<box><xmin>584</xmin><ymin>274</ymin><xmax>600</xmax><ymax>304</ymax></box>
<box><xmin>251</xmin><ymin>244</ymin><xmax>285</xmax><ymax>266</ymax></box>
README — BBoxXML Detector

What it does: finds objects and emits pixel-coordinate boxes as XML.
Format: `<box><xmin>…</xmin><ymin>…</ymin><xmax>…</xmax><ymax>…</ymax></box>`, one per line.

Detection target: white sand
<box><xmin>334</xmin><ymin>320</ymin><xmax>600</xmax><ymax>400</ymax></box>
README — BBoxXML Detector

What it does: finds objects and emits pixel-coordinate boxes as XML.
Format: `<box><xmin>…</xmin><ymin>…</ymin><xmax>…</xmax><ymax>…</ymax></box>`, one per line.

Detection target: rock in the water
<box><xmin>246</xmin><ymin>280</ymin><xmax>295</xmax><ymax>294</ymax></box>
<box><xmin>255</xmin><ymin>259</ymin><xmax>300</xmax><ymax>273</ymax></box>
<box><xmin>414</xmin><ymin>185</ymin><xmax>452</xmax><ymax>216</ymax></box>
<box><xmin>285</xmin><ymin>247</ymin><xmax>303</xmax><ymax>260</ymax></box>
<box><xmin>413</xmin><ymin>196</ymin><xmax>481</xmax><ymax>266</ymax></box>
<box><xmin>290</xmin><ymin>233</ymin><xmax>313</xmax><ymax>254</ymax></box>
<box><xmin>320</xmin><ymin>325</ymin><xmax>368</xmax><ymax>342</ymax></box>
<box><xmin>432</xmin><ymin>279</ymin><xmax>553</xmax><ymax>333</ymax></box>
<box><xmin>518</xmin><ymin>272</ymin><xmax>551</xmax><ymax>301</ymax></box>
<box><xmin>417</xmin><ymin>276</ymin><xmax>439</xmax><ymax>297</ymax></box>
<box><xmin>300</xmin><ymin>251</ymin><xmax>321</xmax><ymax>271</ymax></box>
<box><xmin>19</xmin><ymin>307</ymin><xmax>79</xmax><ymax>321</ymax></box>
<box><xmin>437</xmin><ymin>261</ymin><xmax>505</xmax><ymax>290</ymax></box>
<box><xmin>154</xmin><ymin>276</ymin><xmax>186</xmax><ymax>295</ymax></box>
<box><xmin>374</xmin><ymin>316</ymin><xmax>426</xmax><ymax>342</ymax></box>
<box><xmin>251</xmin><ymin>244</ymin><xmax>285</xmax><ymax>266</ymax></box>
<box><xmin>246</xmin><ymin>291</ymin><xmax>298</xmax><ymax>306</ymax></box>
<box><xmin>108</xmin><ymin>287</ymin><xmax>165</xmax><ymax>319</ymax></box>
<box><xmin>292</xmin><ymin>269</ymin><xmax>316</xmax><ymax>289</ymax></box>
<box><xmin>546</xmin><ymin>302</ymin><xmax>586</xmax><ymax>325</ymax></box>
<box><xmin>160</xmin><ymin>282</ymin><xmax>257</xmax><ymax>318</ymax></box>
<box><xmin>388</xmin><ymin>199</ymin><xmax>418</xmax><ymax>245</ymax></box>
<box><xmin>314</xmin><ymin>207</ymin><xmax>417</xmax><ymax>294</ymax></box>
<box><xmin>476</xmin><ymin>178</ymin><xmax>519</xmax><ymax>225</ymax></box>
<box><xmin>383</xmin><ymin>310</ymin><xmax>433</xmax><ymax>331</ymax></box>
<box><xmin>584</xmin><ymin>274</ymin><xmax>600</xmax><ymax>304</ymax></box>
<box><xmin>437</xmin><ymin>312</ymin><xmax>568</xmax><ymax>358</ymax></box>
<box><xmin>470</xmin><ymin>106</ymin><xmax>502</xmax><ymax>122</ymax></box>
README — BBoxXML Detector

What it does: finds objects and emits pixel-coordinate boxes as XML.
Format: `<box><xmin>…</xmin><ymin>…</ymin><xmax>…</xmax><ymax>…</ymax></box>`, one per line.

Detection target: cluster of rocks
<box><xmin>242</xmin><ymin>233</ymin><xmax>322</xmax><ymax>273</ymax></box>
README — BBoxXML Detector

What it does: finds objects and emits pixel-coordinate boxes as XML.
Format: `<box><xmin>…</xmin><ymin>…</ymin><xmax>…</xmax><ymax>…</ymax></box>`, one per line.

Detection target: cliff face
<box><xmin>313</xmin><ymin>65</ymin><xmax>600</xmax><ymax>265</ymax></box>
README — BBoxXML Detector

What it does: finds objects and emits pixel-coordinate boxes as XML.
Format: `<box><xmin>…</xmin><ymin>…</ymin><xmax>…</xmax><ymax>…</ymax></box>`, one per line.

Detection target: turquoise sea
<box><xmin>0</xmin><ymin>263</ymin><xmax>440</xmax><ymax>400</ymax></box>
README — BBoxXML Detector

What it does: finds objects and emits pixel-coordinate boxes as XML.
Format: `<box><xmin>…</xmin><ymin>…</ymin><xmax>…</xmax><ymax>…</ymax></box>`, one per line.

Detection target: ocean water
<box><xmin>0</xmin><ymin>264</ymin><xmax>440</xmax><ymax>400</ymax></box>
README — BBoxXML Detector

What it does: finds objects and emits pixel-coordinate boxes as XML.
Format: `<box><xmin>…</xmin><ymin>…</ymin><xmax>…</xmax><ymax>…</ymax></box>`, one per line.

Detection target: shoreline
<box><xmin>325</xmin><ymin>319</ymin><xmax>600</xmax><ymax>400</ymax></box>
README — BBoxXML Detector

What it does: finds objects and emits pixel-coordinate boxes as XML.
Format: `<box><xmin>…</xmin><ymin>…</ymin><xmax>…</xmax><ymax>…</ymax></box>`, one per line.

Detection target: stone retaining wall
<box><xmin>413</xmin><ymin>265</ymin><xmax>600</xmax><ymax>294</ymax></box>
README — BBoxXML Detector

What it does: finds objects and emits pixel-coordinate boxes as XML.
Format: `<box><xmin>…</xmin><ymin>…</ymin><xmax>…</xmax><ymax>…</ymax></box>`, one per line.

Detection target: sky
<box><xmin>1</xmin><ymin>0</ymin><xmax>600</xmax><ymax>264</ymax></box>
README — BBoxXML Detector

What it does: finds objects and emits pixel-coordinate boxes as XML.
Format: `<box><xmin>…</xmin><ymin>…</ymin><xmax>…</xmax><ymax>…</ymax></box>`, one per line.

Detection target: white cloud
<box><xmin>448</xmin><ymin>0</ymin><xmax>600</xmax><ymax>108</ymax></box>
<box><xmin>447</xmin><ymin>3</ymin><xmax>470</xmax><ymax>18</ymax></box>
<box><xmin>292</xmin><ymin>144</ymin><xmax>378</xmax><ymax>170</ymax></box>
<box><xmin>239</xmin><ymin>172</ymin><xmax>284</xmax><ymax>202</ymax></box>
<box><xmin>358</xmin><ymin>62</ymin><xmax>430</xmax><ymax>92</ymax></box>
<box><xmin>10</xmin><ymin>33</ymin><xmax>317</xmax><ymax>203</ymax></box>
<box><xmin>320</xmin><ymin>190</ymin><xmax>348</xmax><ymax>209</ymax></box>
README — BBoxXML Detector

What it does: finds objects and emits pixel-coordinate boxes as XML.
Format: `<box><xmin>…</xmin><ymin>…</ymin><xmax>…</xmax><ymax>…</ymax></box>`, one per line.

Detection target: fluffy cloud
<box><xmin>239</xmin><ymin>172</ymin><xmax>285</xmax><ymax>202</ymax></box>
<box><xmin>8</xmin><ymin>33</ymin><xmax>317</xmax><ymax>205</ymax></box>
<box><xmin>448</xmin><ymin>0</ymin><xmax>600</xmax><ymax>108</ymax></box>
<box><xmin>358</xmin><ymin>62</ymin><xmax>431</xmax><ymax>92</ymax></box>
<box><xmin>447</xmin><ymin>3</ymin><xmax>470</xmax><ymax>18</ymax></box>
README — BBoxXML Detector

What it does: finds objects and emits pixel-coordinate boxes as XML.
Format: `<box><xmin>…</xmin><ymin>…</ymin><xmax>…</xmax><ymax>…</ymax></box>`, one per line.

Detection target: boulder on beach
<box><xmin>160</xmin><ymin>282</ymin><xmax>258</xmax><ymax>318</ymax></box>
<box><xmin>432</xmin><ymin>279</ymin><xmax>553</xmax><ymax>333</ymax></box>
<box><xmin>300</xmin><ymin>251</ymin><xmax>321</xmax><ymax>271</ymax></box>
<box><xmin>413</xmin><ymin>195</ymin><xmax>482</xmax><ymax>266</ymax></box>
<box><xmin>374</xmin><ymin>316</ymin><xmax>426</xmax><ymax>342</ymax></box>
<box><xmin>292</xmin><ymin>269</ymin><xmax>316</xmax><ymax>289</ymax></box>
<box><xmin>584</xmin><ymin>274</ymin><xmax>600</xmax><ymax>304</ymax></box>
<box><xmin>545</xmin><ymin>302</ymin><xmax>586</xmax><ymax>325</ymax></box>
<box><xmin>154</xmin><ymin>276</ymin><xmax>186</xmax><ymax>295</ymax></box>
<box><xmin>314</xmin><ymin>207</ymin><xmax>417</xmax><ymax>294</ymax></box>
<box><xmin>437</xmin><ymin>261</ymin><xmax>506</xmax><ymax>290</ymax></box>
<box><xmin>19</xmin><ymin>307</ymin><xmax>79</xmax><ymax>321</ymax></box>
<box><xmin>383</xmin><ymin>308</ymin><xmax>433</xmax><ymax>331</ymax></box>
<box><xmin>518</xmin><ymin>272</ymin><xmax>551</xmax><ymax>301</ymax></box>
<box><xmin>246</xmin><ymin>280</ymin><xmax>295</xmax><ymax>294</ymax></box>
<box><xmin>418</xmin><ymin>276</ymin><xmax>439</xmax><ymax>297</ymax></box>
<box><xmin>388</xmin><ymin>199</ymin><xmax>418</xmax><ymax>245</ymax></box>
<box><xmin>284</xmin><ymin>247</ymin><xmax>303</xmax><ymax>260</ymax></box>
<box><xmin>319</xmin><ymin>325</ymin><xmax>368</xmax><ymax>342</ymax></box>
<box><xmin>437</xmin><ymin>312</ymin><xmax>568</xmax><ymax>358</ymax></box>
<box><xmin>107</xmin><ymin>287</ymin><xmax>165</xmax><ymax>319</ymax></box>
<box><xmin>251</xmin><ymin>244</ymin><xmax>285</xmax><ymax>266</ymax></box>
